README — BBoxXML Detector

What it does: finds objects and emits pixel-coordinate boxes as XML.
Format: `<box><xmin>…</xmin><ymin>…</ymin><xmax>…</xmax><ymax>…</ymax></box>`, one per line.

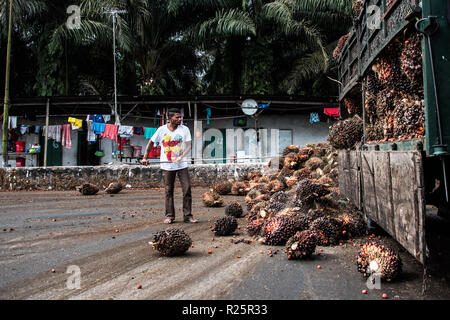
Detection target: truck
<box><xmin>336</xmin><ymin>0</ymin><xmax>450</xmax><ymax>264</ymax></box>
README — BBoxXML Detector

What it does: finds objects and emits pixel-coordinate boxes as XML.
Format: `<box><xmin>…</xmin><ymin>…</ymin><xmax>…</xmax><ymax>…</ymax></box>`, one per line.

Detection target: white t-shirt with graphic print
<box><xmin>151</xmin><ymin>124</ymin><xmax>191</xmax><ymax>171</ymax></box>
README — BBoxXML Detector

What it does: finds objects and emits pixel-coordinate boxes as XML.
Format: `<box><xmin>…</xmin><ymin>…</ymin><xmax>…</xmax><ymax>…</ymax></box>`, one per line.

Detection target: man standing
<box><xmin>142</xmin><ymin>108</ymin><xmax>198</xmax><ymax>224</ymax></box>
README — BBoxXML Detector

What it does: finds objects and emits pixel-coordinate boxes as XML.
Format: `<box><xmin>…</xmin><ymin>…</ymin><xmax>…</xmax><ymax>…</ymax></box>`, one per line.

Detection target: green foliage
<box><xmin>1</xmin><ymin>0</ymin><xmax>353</xmax><ymax>98</ymax></box>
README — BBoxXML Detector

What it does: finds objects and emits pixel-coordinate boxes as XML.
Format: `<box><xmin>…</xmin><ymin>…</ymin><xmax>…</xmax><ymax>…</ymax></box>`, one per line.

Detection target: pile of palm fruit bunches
<box><xmin>208</xmin><ymin>143</ymin><xmax>368</xmax><ymax>259</ymax></box>
<box><xmin>330</xmin><ymin>29</ymin><xmax>425</xmax><ymax>150</ymax></box>
<box><xmin>151</xmin><ymin>142</ymin><xmax>403</xmax><ymax>281</ymax></box>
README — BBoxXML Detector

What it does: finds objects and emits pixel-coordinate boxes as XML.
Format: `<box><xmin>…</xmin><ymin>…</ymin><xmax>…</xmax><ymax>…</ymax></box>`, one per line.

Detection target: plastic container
<box><xmin>16</xmin><ymin>157</ymin><xmax>26</xmax><ymax>167</ymax></box>
<box><xmin>15</xmin><ymin>141</ymin><xmax>25</xmax><ymax>153</ymax></box>
<box><xmin>123</xmin><ymin>145</ymin><xmax>133</xmax><ymax>158</ymax></box>
<box><xmin>133</xmin><ymin>146</ymin><xmax>142</xmax><ymax>158</ymax></box>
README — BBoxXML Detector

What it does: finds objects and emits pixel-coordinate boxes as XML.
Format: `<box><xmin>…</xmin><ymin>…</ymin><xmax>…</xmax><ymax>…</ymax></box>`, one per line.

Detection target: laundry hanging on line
<box><xmin>101</xmin><ymin>124</ymin><xmax>119</xmax><ymax>142</ymax></box>
<box><xmin>62</xmin><ymin>124</ymin><xmax>72</xmax><ymax>149</ymax></box>
<box><xmin>323</xmin><ymin>108</ymin><xmax>340</xmax><ymax>118</ymax></box>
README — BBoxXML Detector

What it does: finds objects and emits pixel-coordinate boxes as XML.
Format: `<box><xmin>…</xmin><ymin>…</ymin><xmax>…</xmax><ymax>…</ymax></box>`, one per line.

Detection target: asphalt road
<box><xmin>0</xmin><ymin>189</ymin><xmax>449</xmax><ymax>300</ymax></box>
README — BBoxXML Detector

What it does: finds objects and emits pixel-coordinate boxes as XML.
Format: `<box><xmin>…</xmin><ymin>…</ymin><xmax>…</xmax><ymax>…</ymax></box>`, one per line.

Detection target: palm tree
<box><xmin>170</xmin><ymin>0</ymin><xmax>353</xmax><ymax>95</ymax></box>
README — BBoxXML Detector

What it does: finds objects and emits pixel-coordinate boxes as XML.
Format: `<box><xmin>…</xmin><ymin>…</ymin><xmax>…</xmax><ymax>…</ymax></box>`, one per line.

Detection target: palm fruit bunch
<box><xmin>267</xmin><ymin>179</ymin><xmax>285</xmax><ymax>194</ymax></box>
<box><xmin>212</xmin><ymin>216</ymin><xmax>238</xmax><ymax>236</ymax></box>
<box><xmin>283</xmin><ymin>153</ymin><xmax>301</xmax><ymax>170</ymax></box>
<box><xmin>247</xmin><ymin>200</ymin><xmax>271</xmax><ymax>222</ymax></box>
<box><xmin>372</xmin><ymin>57</ymin><xmax>394</xmax><ymax>84</ymax></box>
<box><xmin>277</xmin><ymin>206</ymin><xmax>302</xmax><ymax>217</ymax></box>
<box><xmin>151</xmin><ymin>228</ymin><xmax>192</xmax><ymax>256</ymax></box>
<box><xmin>312</xmin><ymin>142</ymin><xmax>330</xmax><ymax>158</ymax></box>
<box><xmin>258</xmin><ymin>175</ymin><xmax>270</xmax><ymax>184</ymax></box>
<box><xmin>282</xmin><ymin>145</ymin><xmax>300</xmax><ymax>157</ymax></box>
<box><xmin>294</xmin><ymin>179</ymin><xmax>328</xmax><ymax>205</ymax></box>
<box><xmin>333</xmin><ymin>33</ymin><xmax>349</xmax><ymax>61</ymax></box>
<box><xmin>246</xmin><ymin>218</ymin><xmax>265</xmax><ymax>236</ymax></box>
<box><xmin>278</xmin><ymin>166</ymin><xmax>294</xmax><ymax>178</ymax></box>
<box><xmin>261</xmin><ymin>216</ymin><xmax>297</xmax><ymax>246</ymax></box>
<box><xmin>290</xmin><ymin>214</ymin><xmax>312</xmax><ymax>231</ymax></box>
<box><xmin>401</xmin><ymin>98</ymin><xmax>425</xmax><ymax>138</ymax></box>
<box><xmin>270</xmin><ymin>191</ymin><xmax>291</xmax><ymax>206</ymax></box>
<box><xmin>231</xmin><ymin>181</ymin><xmax>249</xmax><ymax>196</ymax></box>
<box><xmin>367</xmin><ymin>73</ymin><xmax>383</xmax><ymax>96</ymax></box>
<box><xmin>77</xmin><ymin>183</ymin><xmax>99</xmax><ymax>195</ymax></box>
<box><xmin>213</xmin><ymin>180</ymin><xmax>233</xmax><ymax>195</ymax></box>
<box><xmin>105</xmin><ymin>182</ymin><xmax>122</xmax><ymax>194</ymax></box>
<box><xmin>309</xmin><ymin>217</ymin><xmax>343</xmax><ymax>246</ymax></box>
<box><xmin>365</xmin><ymin>121</ymin><xmax>384</xmax><ymax>142</ymax></box>
<box><xmin>285</xmin><ymin>230</ymin><xmax>318</xmax><ymax>260</ymax></box>
<box><xmin>293</xmin><ymin>168</ymin><xmax>312</xmax><ymax>180</ymax></box>
<box><xmin>202</xmin><ymin>190</ymin><xmax>224</xmax><ymax>207</ymax></box>
<box><xmin>356</xmin><ymin>242</ymin><xmax>402</xmax><ymax>281</ymax></box>
<box><xmin>400</xmin><ymin>33</ymin><xmax>423</xmax><ymax>85</ymax></box>
<box><xmin>375</xmin><ymin>89</ymin><xmax>397</xmax><ymax>120</ymax></box>
<box><xmin>225</xmin><ymin>201</ymin><xmax>244</xmax><ymax>218</ymax></box>
<box><xmin>285</xmin><ymin>176</ymin><xmax>299</xmax><ymax>189</ymax></box>
<box><xmin>337</xmin><ymin>212</ymin><xmax>367</xmax><ymax>238</ymax></box>
<box><xmin>344</xmin><ymin>97</ymin><xmax>360</xmax><ymax>115</ymax></box>
<box><xmin>304</xmin><ymin>157</ymin><xmax>324</xmax><ymax>171</ymax></box>
<box><xmin>248</xmin><ymin>169</ymin><xmax>262</xmax><ymax>181</ymax></box>
<box><xmin>327</xmin><ymin>115</ymin><xmax>363</xmax><ymax>150</ymax></box>
<box><xmin>245</xmin><ymin>189</ymin><xmax>270</xmax><ymax>211</ymax></box>
<box><xmin>261</xmin><ymin>216</ymin><xmax>300</xmax><ymax>245</ymax></box>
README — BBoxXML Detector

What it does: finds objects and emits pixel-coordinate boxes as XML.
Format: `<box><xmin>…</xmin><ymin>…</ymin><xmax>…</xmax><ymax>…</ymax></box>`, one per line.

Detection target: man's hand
<box><xmin>172</xmin><ymin>156</ymin><xmax>182</xmax><ymax>164</ymax></box>
<box><xmin>141</xmin><ymin>158</ymin><xmax>149</xmax><ymax>166</ymax></box>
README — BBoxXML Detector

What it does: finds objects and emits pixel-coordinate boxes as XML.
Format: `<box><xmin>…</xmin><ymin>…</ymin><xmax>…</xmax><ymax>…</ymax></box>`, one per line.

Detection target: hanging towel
<box><xmin>62</xmin><ymin>124</ymin><xmax>72</xmax><ymax>149</ymax></box>
<box><xmin>34</xmin><ymin>125</ymin><xmax>41</xmax><ymax>134</ymax></box>
<box><xmin>44</xmin><ymin>125</ymin><xmax>62</xmax><ymax>142</ymax></box>
<box><xmin>68</xmin><ymin>117</ymin><xmax>83</xmax><ymax>128</ymax></box>
<box><xmin>101</xmin><ymin>124</ymin><xmax>118</xmax><ymax>142</ymax></box>
<box><xmin>8</xmin><ymin>116</ymin><xmax>17</xmax><ymax>129</ymax></box>
<box><xmin>309</xmin><ymin>112</ymin><xmax>320</xmax><ymax>123</ymax></box>
<box><xmin>118</xmin><ymin>125</ymin><xmax>134</xmax><ymax>137</ymax></box>
<box><xmin>144</xmin><ymin>127</ymin><xmax>157</xmax><ymax>139</ymax></box>
<box><xmin>92</xmin><ymin>122</ymin><xmax>105</xmax><ymax>134</ymax></box>
<box><xmin>323</xmin><ymin>108</ymin><xmax>340</xmax><ymax>117</ymax></box>
<box><xmin>133</xmin><ymin>127</ymin><xmax>144</xmax><ymax>136</ymax></box>
<box><xmin>87</xmin><ymin>121</ymin><xmax>97</xmax><ymax>142</ymax></box>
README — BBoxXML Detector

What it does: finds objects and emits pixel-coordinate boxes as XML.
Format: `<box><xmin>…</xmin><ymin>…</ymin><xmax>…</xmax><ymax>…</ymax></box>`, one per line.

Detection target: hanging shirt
<box><xmin>101</xmin><ymin>124</ymin><xmax>118</xmax><ymax>142</ymax></box>
<box><xmin>133</xmin><ymin>127</ymin><xmax>144</xmax><ymax>136</ymax></box>
<box><xmin>151</xmin><ymin>124</ymin><xmax>191</xmax><ymax>171</ymax></box>
<box><xmin>102</xmin><ymin>114</ymin><xmax>111</xmax><ymax>123</ymax></box>
<box><xmin>118</xmin><ymin>125</ymin><xmax>134</xmax><ymax>138</ymax></box>
<box><xmin>310</xmin><ymin>112</ymin><xmax>320</xmax><ymax>123</ymax></box>
<box><xmin>87</xmin><ymin>121</ymin><xmax>97</xmax><ymax>142</ymax></box>
<box><xmin>92</xmin><ymin>122</ymin><xmax>105</xmax><ymax>134</ymax></box>
<box><xmin>20</xmin><ymin>125</ymin><xmax>29</xmax><ymax>135</ymax></box>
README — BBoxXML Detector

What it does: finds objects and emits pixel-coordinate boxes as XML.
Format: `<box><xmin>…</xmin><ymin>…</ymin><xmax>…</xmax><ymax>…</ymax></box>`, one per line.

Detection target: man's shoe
<box><xmin>184</xmin><ymin>217</ymin><xmax>198</xmax><ymax>223</ymax></box>
<box><xmin>164</xmin><ymin>218</ymin><xmax>174</xmax><ymax>224</ymax></box>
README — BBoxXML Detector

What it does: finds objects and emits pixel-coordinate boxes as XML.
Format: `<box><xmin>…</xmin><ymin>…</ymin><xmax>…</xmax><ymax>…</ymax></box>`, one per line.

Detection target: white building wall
<box><xmin>0</xmin><ymin>112</ymin><xmax>330</xmax><ymax>167</ymax></box>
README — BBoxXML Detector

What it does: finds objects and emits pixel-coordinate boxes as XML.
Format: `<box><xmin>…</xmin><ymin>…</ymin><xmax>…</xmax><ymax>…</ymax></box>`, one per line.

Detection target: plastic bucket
<box><xmin>133</xmin><ymin>146</ymin><xmax>142</xmax><ymax>158</ymax></box>
<box><xmin>16</xmin><ymin>157</ymin><xmax>25</xmax><ymax>167</ymax></box>
<box><xmin>123</xmin><ymin>145</ymin><xmax>133</xmax><ymax>157</ymax></box>
<box><xmin>15</xmin><ymin>141</ymin><xmax>25</xmax><ymax>153</ymax></box>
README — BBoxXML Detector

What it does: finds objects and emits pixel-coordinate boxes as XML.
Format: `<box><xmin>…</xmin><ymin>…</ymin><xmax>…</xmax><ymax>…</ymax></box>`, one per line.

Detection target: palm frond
<box><xmin>198</xmin><ymin>8</ymin><xmax>256</xmax><ymax>40</ymax></box>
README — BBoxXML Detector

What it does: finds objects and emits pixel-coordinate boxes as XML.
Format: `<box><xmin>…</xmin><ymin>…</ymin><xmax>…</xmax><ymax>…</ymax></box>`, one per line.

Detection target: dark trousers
<box><xmin>163</xmin><ymin>168</ymin><xmax>192</xmax><ymax>220</ymax></box>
